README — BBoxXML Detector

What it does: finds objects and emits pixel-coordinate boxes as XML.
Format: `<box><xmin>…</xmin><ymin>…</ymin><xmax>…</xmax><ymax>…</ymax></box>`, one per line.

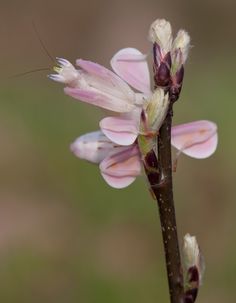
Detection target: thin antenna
<box><xmin>9</xmin><ymin>67</ymin><xmax>51</xmax><ymax>79</ymax></box>
<box><xmin>10</xmin><ymin>22</ymin><xmax>55</xmax><ymax>79</ymax></box>
<box><xmin>32</xmin><ymin>20</ymin><xmax>55</xmax><ymax>63</ymax></box>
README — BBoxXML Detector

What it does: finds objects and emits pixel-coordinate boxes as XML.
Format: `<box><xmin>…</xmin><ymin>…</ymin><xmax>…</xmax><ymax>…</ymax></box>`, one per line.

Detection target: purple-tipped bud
<box><xmin>171</xmin><ymin>30</ymin><xmax>190</xmax><ymax>72</ymax></box>
<box><xmin>150</xmin><ymin>20</ymin><xmax>190</xmax><ymax>102</ymax></box>
<box><xmin>154</xmin><ymin>52</ymin><xmax>172</xmax><ymax>87</ymax></box>
<box><xmin>169</xmin><ymin>30</ymin><xmax>190</xmax><ymax>102</ymax></box>
<box><xmin>150</xmin><ymin>19</ymin><xmax>173</xmax><ymax>89</ymax></box>
<box><xmin>183</xmin><ymin>234</ymin><xmax>205</xmax><ymax>303</ymax></box>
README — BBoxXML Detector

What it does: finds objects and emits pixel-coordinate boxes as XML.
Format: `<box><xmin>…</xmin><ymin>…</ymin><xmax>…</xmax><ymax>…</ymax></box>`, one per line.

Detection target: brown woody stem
<box><xmin>145</xmin><ymin>104</ymin><xmax>184</xmax><ymax>303</ymax></box>
<box><xmin>156</xmin><ymin>107</ymin><xmax>184</xmax><ymax>303</ymax></box>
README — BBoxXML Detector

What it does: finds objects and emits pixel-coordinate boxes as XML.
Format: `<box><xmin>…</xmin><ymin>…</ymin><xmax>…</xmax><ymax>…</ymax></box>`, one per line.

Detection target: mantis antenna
<box><xmin>10</xmin><ymin>21</ymin><xmax>55</xmax><ymax>79</ymax></box>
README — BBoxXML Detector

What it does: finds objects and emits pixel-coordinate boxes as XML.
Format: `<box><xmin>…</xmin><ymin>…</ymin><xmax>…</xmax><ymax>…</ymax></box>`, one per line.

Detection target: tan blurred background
<box><xmin>0</xmin><ymin>0</ymin><xmax>235</xmax><ymax>302</ymax></box>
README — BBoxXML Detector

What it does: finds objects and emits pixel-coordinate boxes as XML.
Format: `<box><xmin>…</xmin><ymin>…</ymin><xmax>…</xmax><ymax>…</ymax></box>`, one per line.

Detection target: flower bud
<box><xmin>149</xmin><ymin>19</ymin><xmax>173</xmax><ymax>56</ymax></box>
<box><xmin>183</xmin><ymin>234</ymin><xmax>205</xmax><ymax>303</ymax></box>
<box><xmin>183</xmin><ymin>234</ymin><xmax>200</xmax><ymax>269</ymax></box>
<box><xmin>154</xmin><ymin>52</ymin><xmax>172</xmax><ymax>87</ymax></box>
<box><xmin>169</xmin><ymin>30</ymin><xmax>190</xmax><ymax>102</ymax></box>
<box><xmin>145</xmin><ymin>88</ymin><xmax>169</xmax><ymax>132</ymax></box>
<box><xmin>149</xmin><ymin>20</ymin><xmax>173</xmax><ymax>88</ymax></box>
<box><xmin>171</xmin><ymin>30</ymin><xmax>190</xmax><ymax>70</ymax></box>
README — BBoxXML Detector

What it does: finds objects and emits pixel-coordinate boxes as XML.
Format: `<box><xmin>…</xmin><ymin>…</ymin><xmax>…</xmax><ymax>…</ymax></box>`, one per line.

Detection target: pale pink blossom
<box><xmin>70</xmin><ymin>131</ymin><xmax>142</xmax><ymax>189</ymax></box>
<box><xmin>49</xmin><ymin>48</ymin><xmax>151</xmax><ymax>114</ymax></box>
<box><xmin>49</xmin><ymin>41</ymin><xmax>218</xmax><ymax>189</ymax></box>
<box><xmin>49</xmin><ymin>20</ymin><xmax>192</xmax><ymax>150</ymax></box>
<box><xmin>71</xmin><ymin>120</ymin><xmax>218</xmax><ymax>189</ymax></box>
<box><xmin>49</xmin><ymin>48</ymin><xmax>171</xmax><ymax>147</ymax></box>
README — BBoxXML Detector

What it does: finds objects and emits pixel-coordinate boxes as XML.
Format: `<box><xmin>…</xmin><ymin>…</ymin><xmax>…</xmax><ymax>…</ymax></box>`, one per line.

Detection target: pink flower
<box><xmin>49</xmin><ymin>48</ymin><xmax>171</xmax><ymax>146</ymax></box>
<box><xmin>71</xmin><ymin>120</ymin><xmax>218</xmax><ymax>189</ymax></box>
<box><xmin>49</xmin><ymin>48</ymin><xmax>151</xmax><ymax>113</ymax></box>
<box><xmin>49</xmin><ymin>48</ymin><xmax>218</xmax><ymax>189</ymax></box>
<box><xmin>70</xmin><ymin>130</ymin><xmax>142</xmax><ymax>189</ymax></box>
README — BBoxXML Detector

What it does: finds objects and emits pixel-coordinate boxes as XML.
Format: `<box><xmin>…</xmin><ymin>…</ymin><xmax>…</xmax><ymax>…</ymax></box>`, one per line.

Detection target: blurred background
<box><xmin>0</xmin><ymin>0</ymin><xmax>235</xmax><ymax>302</ymax></box>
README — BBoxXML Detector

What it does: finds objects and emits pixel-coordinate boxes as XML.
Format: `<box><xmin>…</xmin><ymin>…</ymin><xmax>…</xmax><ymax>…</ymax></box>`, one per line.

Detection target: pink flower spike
<box><xmin>100</xmin><ymin>116</ymin><xmax>139</xmax><ymax>146</ymax></box>
<box><xmin>171</xmin><ymin>120</ymin><xmax>218</xmax><ymax>159</ymax></box>
<box><xmin>64</xmin><ymin>87</ymin><xmax>135</xmax><ymax>113</ymax></box>
<box><xmin>99</xmin><ymin>146</ymin><xmax>142</xmax><ymax>189</ymax></box>
<box><xmin>111</xmin><ymin>48</ymin><xmax>151</xmax><ymax>95</ymax></box>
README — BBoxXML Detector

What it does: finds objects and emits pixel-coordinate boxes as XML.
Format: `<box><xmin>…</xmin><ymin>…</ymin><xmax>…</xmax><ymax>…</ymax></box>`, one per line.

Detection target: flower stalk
<box><xmin>144</xmin><ymin>19</ymin><xmax>190</xmax><ymax>303</ymax></box>
<box><xmin>142</xmin><ymin>104</ymin><xmax>184</xmax><ymax>303</ymax></box>
<box><xmin>153</xmin><ymin>106</ymin><xmax>184</xmax><ymax>303</ymax></box>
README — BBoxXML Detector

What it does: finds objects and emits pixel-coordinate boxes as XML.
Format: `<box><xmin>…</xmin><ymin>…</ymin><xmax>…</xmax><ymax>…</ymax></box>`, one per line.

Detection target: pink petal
<box><xmin>171</xmin><ymin>120</ymin><xmax>218</xmax><ymax>159</ymax></box>
<box><xmin>70</xmin><ymin>131</ymin><xmax>119</xmax><ymax>164</ymax></box>
<box><xmin>64</xmin><ymin>87</ymin><xmax>135</xmax><ymax>113</ymax></box>
<box><xmin>99</xmin><ymin>146</ymin><xmax>141</xmax><ymax>189</ymax></box>
<box><xmin>100</xmin><ymin>116</ymin><xmax>139</xmax><ymax>146</ymax></box>
<box><xmin>76</xmin><ymin>59</ymin><xmax>134</xmax><ymax>101</ymax></box>
<box><xmin>111</xmin><ymin>48</ymin><xmax>151</xmax><ymax>95</ymax></box>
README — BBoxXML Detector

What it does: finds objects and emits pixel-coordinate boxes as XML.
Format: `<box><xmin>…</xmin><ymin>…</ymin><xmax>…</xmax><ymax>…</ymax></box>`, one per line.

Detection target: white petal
<box><xmin>70</xmin><ymin>131</ymin><xmax>125</xmax><ymax>163</ymax></box>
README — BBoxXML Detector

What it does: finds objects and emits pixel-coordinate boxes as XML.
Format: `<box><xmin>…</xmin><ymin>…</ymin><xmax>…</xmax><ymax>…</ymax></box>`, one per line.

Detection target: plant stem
<box><xmin>144</xmin><ymin>104</ymin><xmax>184</xmax><ymax>303</ymax></box>
<box><xmin>155</xmin><ymin>107</ymin><xmax>184</xmax><ymax>303</ymax></box>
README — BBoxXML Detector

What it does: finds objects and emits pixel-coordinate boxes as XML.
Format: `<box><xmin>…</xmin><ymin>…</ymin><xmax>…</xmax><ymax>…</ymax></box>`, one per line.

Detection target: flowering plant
<box><xmin>50</xmin><ymin>19</ymin><xmax>218</xmax><ymax>303</ymax></box>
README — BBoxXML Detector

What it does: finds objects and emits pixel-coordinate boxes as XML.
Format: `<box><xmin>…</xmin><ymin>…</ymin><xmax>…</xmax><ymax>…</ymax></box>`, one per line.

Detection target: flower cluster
<box><xmin>49</xmin><ymin>19</ymin><xmax>218</xmax><ymax>189</ymax></box>
<box><xmin>149</xmin><ymin>19</ymin><xmax>190</xmax><ymax>101</ymax></box>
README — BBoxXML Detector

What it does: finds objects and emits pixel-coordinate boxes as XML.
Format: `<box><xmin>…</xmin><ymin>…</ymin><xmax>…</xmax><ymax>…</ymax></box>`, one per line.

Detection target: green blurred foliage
<box><xmin>0</xmin><ymin>0</ymin><xmax>236</xmax><ymax>302</ymax></box>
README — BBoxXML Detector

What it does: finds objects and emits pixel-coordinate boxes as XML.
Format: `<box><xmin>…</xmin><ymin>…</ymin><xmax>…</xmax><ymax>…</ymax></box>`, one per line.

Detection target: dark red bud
<box><xmin>184</xmin><ymin>289</ymin><xmax>198</xmax><ymax>303</ymax></box>
<box><xmin>154</xmin><ymin>52</ymin><xmax>172</xmax><ymax>87</ymax></box>
<box><xmin>188</xmin><ymin>266</ymin><xmax>199</xmax><ymax>284</ymax></box>
<box><xmin>184</xmin><ymin>266</ymin><xmax>199</xmax><ymax>303</ymax></box>
<box><xmin>155</xmin><ymin>61</ymin><xmax>170</xmax><ymax>87</ymax></box>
